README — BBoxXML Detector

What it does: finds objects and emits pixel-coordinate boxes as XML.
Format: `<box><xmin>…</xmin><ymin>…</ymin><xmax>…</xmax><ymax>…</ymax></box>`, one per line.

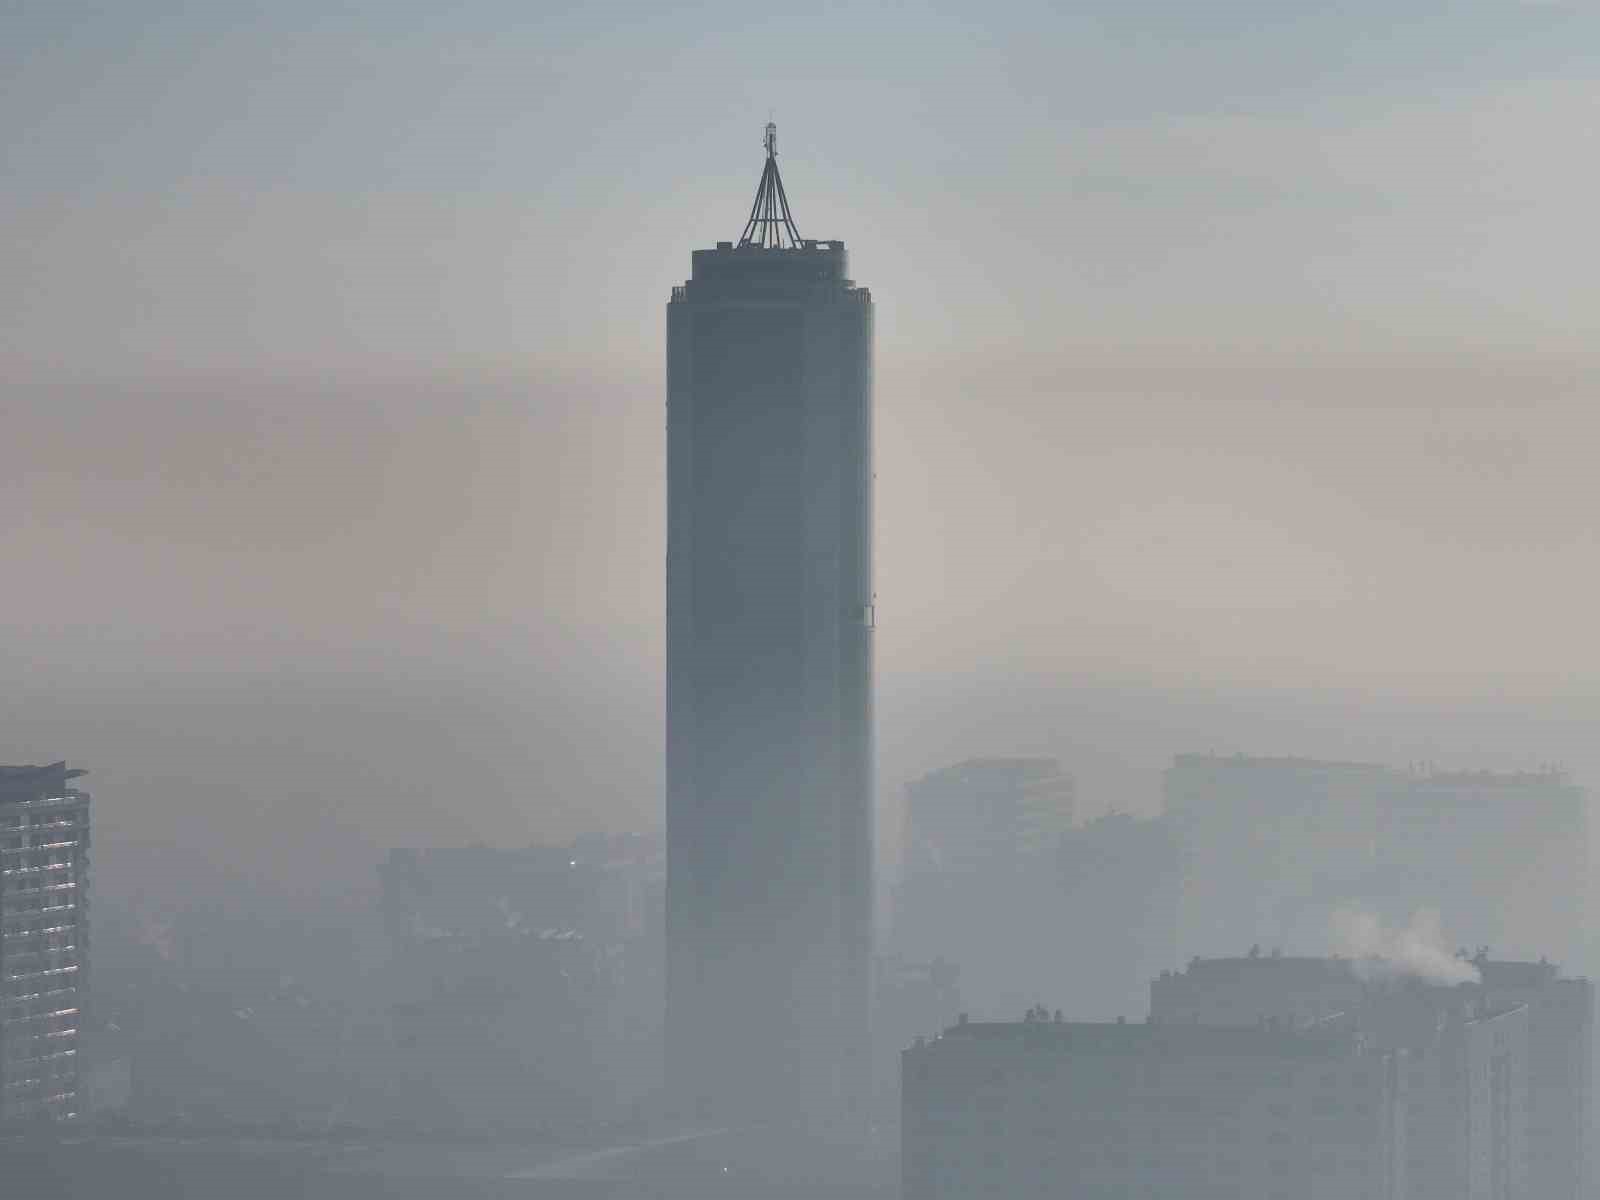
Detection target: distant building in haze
<box><xmin>1054</xmin><ymin>812</ymin><xmax>1181</xmax><ymax>1021</ymax></box>
<box><xmin>665</xmin><ymin>124</ymin><xmax>874</xmax><ymax>1126</ymax></box>
<box><xmin>891</xmin><ymin>759</ymin><xmax>1075</xmax><ymax>1015</ymax></box>
<box><xmin>1164</xmin><ymin>754</ymin><xmax>1589</xmax><ymax>963</ymax></box>
<box><xmin>1373</xmin><ymin>770</ymin><xmax>1587</xmax><ymax>965</ymax></box>
<box><xmin>375</xmin><ymin>834</ymin><xmax>665</xmax><ymax>1129</ymax></box>
<box><xmin>1164</xmin><ymin>754</ymin><xmax>1391</xmax><ymax>958</ymax></box>
<box><xmin>378</xmin><ymin>833</ymin><xmax>662</xmax><ymax>948</ymax></box>
<box><xmin>900</xmin><ymin>758</ymin><xmax>1076</xmax><ymax>877</ymax></box>
<box><xmin>890</xmin><ymin>765</ymin><xmax>1180</xmax><ymax>1022</ymax></box>
<box><xmin>1</xmin><ymin>762</ymin><xmax>91</xmax><ymax>1123</ymax></box>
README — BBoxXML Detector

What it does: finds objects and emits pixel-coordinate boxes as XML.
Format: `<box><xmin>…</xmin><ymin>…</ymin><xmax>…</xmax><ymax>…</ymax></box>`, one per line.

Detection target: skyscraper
<box><xmin>1</xmin><ymin>762</ymin><xmax>91</xmax><ymax>1124</ymax></box>
<box><xmin>665</xmin><ymin>124</ymin><xmax>873</xmax><ymax>1127</ymax></box>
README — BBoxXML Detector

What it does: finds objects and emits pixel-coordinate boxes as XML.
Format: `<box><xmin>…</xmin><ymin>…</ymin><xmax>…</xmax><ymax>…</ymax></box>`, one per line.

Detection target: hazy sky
<box><xmin>5</xmin><ymin>2</ymin><xmax>1600</xmax><ymax>901</ymax></box>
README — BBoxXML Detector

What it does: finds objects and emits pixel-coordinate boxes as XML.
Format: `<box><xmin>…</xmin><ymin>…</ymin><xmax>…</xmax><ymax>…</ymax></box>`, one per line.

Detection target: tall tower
<box><xmin>1</xmin><ymin>762</ymin><xmax>91</xmax><ymax>1123</ymax></box>
<box><xmin>665</xmin><ymin>125</ymin><xmax>873</xmax><ymax>1128</ymax></box>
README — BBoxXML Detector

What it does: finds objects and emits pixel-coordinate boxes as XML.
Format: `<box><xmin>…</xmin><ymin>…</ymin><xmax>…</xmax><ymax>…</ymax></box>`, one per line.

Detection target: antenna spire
<box><xmin>738</xmin><ymin>121</ymin><xmax>803</xmax><ymax>249</ymax></box>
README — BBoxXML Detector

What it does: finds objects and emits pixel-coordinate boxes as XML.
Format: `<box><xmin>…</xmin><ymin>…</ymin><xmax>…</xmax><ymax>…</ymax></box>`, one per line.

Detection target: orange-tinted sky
<box><xmin>5</xmin><ymin>2</ymin><xmax>1600</xmax><ymax>905</ymax></box>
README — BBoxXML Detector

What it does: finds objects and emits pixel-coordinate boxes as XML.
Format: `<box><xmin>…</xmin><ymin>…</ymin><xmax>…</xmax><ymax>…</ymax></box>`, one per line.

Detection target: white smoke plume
<box><xmin>1329</xmin><ymin>906</ymin><xmax>1481</xmax><ymax>986</ymax></box>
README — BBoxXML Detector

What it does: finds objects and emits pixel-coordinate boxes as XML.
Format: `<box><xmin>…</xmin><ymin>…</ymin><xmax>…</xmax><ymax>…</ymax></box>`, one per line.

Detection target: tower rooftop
<box><xmin>739</xmin><ymin>121</ymin><xmax>803</xmax><ymax>249</ymax></box>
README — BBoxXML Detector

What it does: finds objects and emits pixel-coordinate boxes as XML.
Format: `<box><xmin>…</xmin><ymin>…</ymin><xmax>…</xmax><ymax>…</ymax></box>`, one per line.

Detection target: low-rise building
<box><xmin>1151</xmin><ymin>951</ymin><xmax>1366</xmax><ymax>1030</ymax></box>
<box><xmin>1154</xmin><ymin>951</ymin><xmax>1576</xmax><ymax>1200</ymax></box>
<box><xmin>1362</xmin><ymin>991</ymin><xmax>1527</xmax><ymax>1200</ymax></box>
<box><xmin>903</xmin><ymin>1016</ymin><xmax>1404</xmax><ymax>1200</ymax></box>
<box><xmin>373</xmin><ymin>833</ymin><xmax>666</xmax><ymax>1129</ymax></box>
<box><xmin>1476</xmin><ymin>959</ymin><xmax>1593</xmax><ymax>1200</ymax></box>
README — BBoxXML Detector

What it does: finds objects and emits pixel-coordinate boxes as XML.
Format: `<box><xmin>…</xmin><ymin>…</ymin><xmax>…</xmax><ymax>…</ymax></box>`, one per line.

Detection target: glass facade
<box><xmin>665</xmin><ymin>238</ymin><xmax>874</xmax><ymax>1126</ymax></box>
<box><xmin>1</xmin><ymin>764</ymin><xmax>90</xmax><ymax>1124</ymax></box>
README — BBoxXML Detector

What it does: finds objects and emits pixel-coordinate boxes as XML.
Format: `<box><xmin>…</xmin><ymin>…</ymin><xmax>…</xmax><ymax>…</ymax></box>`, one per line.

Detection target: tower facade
<box><xmin>1</xmin><ymin>762</ymin><xmax>91</xmax><ymax>1124</ymax></box>
<box><xmin>665</xmin><ymin>125</ymin><xmax>873</xmax><ymax>1126</ymax></box>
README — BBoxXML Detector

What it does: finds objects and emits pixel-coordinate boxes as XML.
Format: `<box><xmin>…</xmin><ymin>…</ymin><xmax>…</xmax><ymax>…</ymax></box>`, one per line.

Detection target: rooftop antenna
<box><xmin>738</xmin><ymin>121</ymin><xmax>803</xmax><ymax>249</ymax></box>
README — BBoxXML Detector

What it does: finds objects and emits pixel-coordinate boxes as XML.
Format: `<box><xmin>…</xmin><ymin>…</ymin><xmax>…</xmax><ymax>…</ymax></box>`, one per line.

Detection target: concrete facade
<box><xmin>1151</xmin><ymin>952</ymin><xmax>1367</xmax><ymax>1031</ymax></box>
<box><xmin>1477</xmin><ymin>960</ymin><xmax>1594</xmax><ymax>1200</ymax></box>
<box><xmin>903</xmin><ymin>1018</ymin><xmax>1403</xmax><ymax>1200</ymax></box>
<box><xmin>1152</xmin><ymin>953</ymin><xmax>1572</xmax><ymax>1200</ymax></box>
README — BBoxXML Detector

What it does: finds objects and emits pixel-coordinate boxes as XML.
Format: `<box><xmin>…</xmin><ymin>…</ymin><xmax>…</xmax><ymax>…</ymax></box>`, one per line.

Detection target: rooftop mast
<box><xmin>737</xmin><ymin>122</ymin><xmax>804</xmax><ymax>249</ymax></box>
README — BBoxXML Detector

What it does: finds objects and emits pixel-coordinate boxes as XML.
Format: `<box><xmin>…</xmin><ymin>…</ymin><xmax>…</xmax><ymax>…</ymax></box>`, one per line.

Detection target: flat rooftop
<box><xmin>0</xmin><ymin>761</ymin><xmax>87</xmax><ymax>803</ymax></box>
<box><xmin>1169</xmin><ymin>753</ymin><xmax>1388</xmax><ymax>774</ymax></box>
<box><xmin>921</xmin><ymin>1019</ymin><xmax>1366</xmax><ymax>1060</ymax></box>
<box><xmin>674</xmin><ymin>240</ymin><xmax>865</xmax><ymax>300</ymax></box>
<box><xmin>1166</xmin><ymin>952</ymin><xmax>1586</xmax><ymax>990</ymax></box>
<box><xmin>1167</xmin><ymin>954</ymin><xmax>1362</xmax><ymax>978</ymax></box>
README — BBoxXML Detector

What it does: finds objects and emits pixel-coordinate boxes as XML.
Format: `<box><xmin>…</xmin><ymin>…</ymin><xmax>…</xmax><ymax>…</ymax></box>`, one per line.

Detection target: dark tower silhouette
<box><xmin>665</xmin><ymin>124</ymin><xmax>873</xmax><ymax>1129</ymax></box>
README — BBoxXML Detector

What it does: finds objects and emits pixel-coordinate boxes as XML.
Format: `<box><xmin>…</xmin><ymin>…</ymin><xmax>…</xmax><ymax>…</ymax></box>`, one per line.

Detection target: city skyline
<box><xmin>5</xmin><ymin>8</ymin><xmax>1600</xmax><ymax>1192</ymax></box>
<box><xmin>8</xmin><ymin>6</ymin><xmax>1600</xmax><ymax>892</ymax></box>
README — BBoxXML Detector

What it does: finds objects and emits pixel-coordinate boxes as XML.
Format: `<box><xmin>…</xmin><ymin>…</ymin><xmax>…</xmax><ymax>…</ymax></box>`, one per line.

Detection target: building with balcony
<box><xmin>1</xmin><ymin>761</ymin><xmax>91</xmax><ymax>1123</ymax></box>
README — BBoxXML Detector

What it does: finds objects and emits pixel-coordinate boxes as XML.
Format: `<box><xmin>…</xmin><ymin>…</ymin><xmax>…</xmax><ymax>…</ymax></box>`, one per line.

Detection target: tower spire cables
<box><xmin>737</xmin><ymin>122</ymin><xmax>803</xmax><ymax>249</ymax></box>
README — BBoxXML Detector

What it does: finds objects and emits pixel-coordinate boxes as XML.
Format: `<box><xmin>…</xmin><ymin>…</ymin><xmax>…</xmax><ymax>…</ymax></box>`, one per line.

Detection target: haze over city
<box><xmin>5</xmin><ymin>2</ymin><xmax>1600</xmax><ymax>1197</ymax></box>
